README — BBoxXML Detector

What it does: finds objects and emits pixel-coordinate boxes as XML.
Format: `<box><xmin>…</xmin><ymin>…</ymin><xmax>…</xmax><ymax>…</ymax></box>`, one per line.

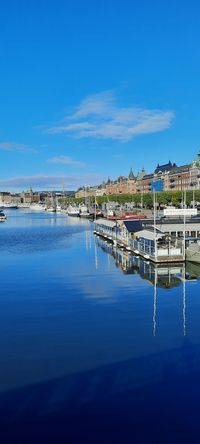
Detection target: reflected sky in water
<box><xmin>1</xmin><ymin>210</ymin><xmax>200</xmax><ymax>443</ymax></box>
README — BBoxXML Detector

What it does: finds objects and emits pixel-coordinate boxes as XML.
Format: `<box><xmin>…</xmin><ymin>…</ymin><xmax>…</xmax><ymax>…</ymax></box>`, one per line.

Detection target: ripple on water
<box><xmin>0</xmin><ymin>224</ymin><xmax>87</xmax><ymax>254</ymax></box>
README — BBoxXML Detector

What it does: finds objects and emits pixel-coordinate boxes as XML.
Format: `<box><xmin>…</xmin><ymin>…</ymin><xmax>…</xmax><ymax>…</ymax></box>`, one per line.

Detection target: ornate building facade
<box><xmin>75</xmin><ymin>153</ymin><xmax>200</xmax><ymax>198</ymax></box>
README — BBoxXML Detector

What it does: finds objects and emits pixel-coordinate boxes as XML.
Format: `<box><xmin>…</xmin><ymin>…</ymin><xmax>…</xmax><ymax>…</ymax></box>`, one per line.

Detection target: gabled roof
<box><xmin>154</xmin><ymin>161</ymin><xmax>176</xmax><ymax>174</ymax></box>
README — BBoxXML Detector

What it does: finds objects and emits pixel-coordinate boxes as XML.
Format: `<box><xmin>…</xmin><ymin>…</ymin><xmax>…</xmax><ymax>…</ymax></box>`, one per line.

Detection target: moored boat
<box><xmin>46</xmin><ymin>207</ymin><xmax>56</xmax><ymax>213</ymax></box>
<box><xmin>29</xmin><ymin>203</ymin><xmax>46</xmax><ymax>211</ymax></box>
<box><xmin>79</xmin><ymin>205</ymin><xmax>91</xmax><ymax>218</ymax></box>
<box><xmin>67</xmin><ymin>205</ymin><xmax>80</xmax><ymax>216</ymax></box>
<box><xmin>0</xmin><ymin>203</ymin><xmax>18</xmax><ymax>209</ymax></box>
<box><xmin>0</xmin><ymin>210</ymin><xmax>6</xmax><ymax>221</ymax></box>
<box><xmin>186</xmin><ymin>242</ymin><xmax>200</xmax><ymax>263</ymax></box>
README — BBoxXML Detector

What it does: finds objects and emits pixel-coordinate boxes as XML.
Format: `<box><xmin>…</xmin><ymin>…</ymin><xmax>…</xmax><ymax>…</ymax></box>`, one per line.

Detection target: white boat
<box><xmin>29</xmin><ymin>203</ymin><xmax>45</xmax><ymax>211</ymax></box>
<box><xmin>106</xmin><ymin>209</ymin><xmax>116</xmax><ymax>219</ymax></box>
<box><xmin>17</xmin><ymin>203</ymin><xmax>30</xmax><ymax>208</ymax></box>
<box><xmin>0</xmin><ymin>211</ymin><xmax>6</xmax><ymax>221</ymax></box>
<box><xmin>80</xmin><ymin>211</ymin><xmax>91</xmax><ymax>218</ymax></box>
<box><xmin>186</xmin><ymin>242</ymin><xmax>200</xmax><ymax>263</ymax></box>
<box><xmin>67</xmin><ymin>205</ymin><xmax>80</xmax><ymax>217</ymax></box>
<box><xmin>46</xmin><ymin>207</ymin><xmax>56</xmax><ymax>213</ymax></box>
<box><xmin>0</xmin><ymin>203</ymin><xmax>18</xmax><ymax>209</ymax></box>
<box><xmin>79</xmin><ymin>205</ymin><xmax>91</xmax><ymax>218</ymax></box>
<box><xmin>45</xmin><ymin>193</ymin><xmax>57</xmax><ymax>213</ymax></box>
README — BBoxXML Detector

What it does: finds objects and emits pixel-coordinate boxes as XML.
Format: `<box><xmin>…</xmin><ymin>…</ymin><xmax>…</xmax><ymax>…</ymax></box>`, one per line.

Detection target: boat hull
<box><xmin>80</xmin><ymin>213</ymin><xmax>91</xmax><ymax>218</ymax></box>
<box><xmin>186</xmin><ymin>250</ymin><xmax>200</xmax><ymax>263</ymax></box>
<box><xmin>67</xmin><ymin>213</ymin><xmax>80</xmax><ymax>217</ymax></box>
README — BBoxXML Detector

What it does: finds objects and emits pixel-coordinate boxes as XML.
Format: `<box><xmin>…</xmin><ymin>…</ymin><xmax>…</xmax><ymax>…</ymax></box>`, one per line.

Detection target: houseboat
<box><xmin>94</xmin><ymin>218</ymin><xmax>184</xmax><ymax>264</ymax></box>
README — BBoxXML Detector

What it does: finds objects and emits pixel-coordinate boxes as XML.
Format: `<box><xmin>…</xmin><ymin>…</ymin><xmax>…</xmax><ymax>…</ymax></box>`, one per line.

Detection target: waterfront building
<box><xmin>151</xmin><ymin>161</ymin><xmax>176</xmax><ymax>192</ymax></box>
<box><xmin>189</xmin><ymin>151</ymin><xmax>200</xmax><ymax>190</ymax></box>
<box><xmin>105</xmin><ymin>177</ymin><xmax>127</xmax><ymax>195</ymax></box>
<box><xmin>137</xmin><ymin>173</ymin><xmax>154</xmax><ymax>193</ymax></box>
<box><xmin>21</xmin><ymin>188</ymin><xmax>41</xmax><ymax>204</ymax></box>
<box><xmin>105</xmin><ymin>168</ymin><xmax>137</xmax><ymax>195</ymax></box>
<box><xmin>127</xmin><ymin>168</ymin><xmax>137</xmax><ymax>194</ymax></box>
<box><xmin>75</xmin><ymin>185</ymin><xmax>106</xmax><ymax>198</ymax></box>
<box><xmin>74</xmin><ymin>152</ymin><xmax>200</xmax><ymax>198</ymax></box>
<box><xmin>135</xmin><ymin>168</ymin><xmax>147</xmax><ymax>193</ymax></box>
<box><xmin>164</xmin><ymin>164</ymin><xmax>191</xmax><ymax>191</ymax></box>
<box><xmin>0</xmin><ymin>192</ymin><xmax>22</xmax><ymax>204</ymax></box>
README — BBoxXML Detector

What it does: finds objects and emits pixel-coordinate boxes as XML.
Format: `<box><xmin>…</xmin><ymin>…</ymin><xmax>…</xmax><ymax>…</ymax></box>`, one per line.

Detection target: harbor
<box><xmin>1</xmin><ymin>210</ymin><xmax>200</xmax><ymax>443</ymax></box>
<box><xmin>2</xmin><ymin>0</ymin><xmax>200</xmax><ymax>441</ymax></box>
<box><xmin>94</xmin><ymin>206</ymin><xmax>200</xmax><ymax>264</ymax></box>
<box><xmin>2</xmin><ymin>200</ymin><xmax>200</xmax><ymax>264</ymax></box>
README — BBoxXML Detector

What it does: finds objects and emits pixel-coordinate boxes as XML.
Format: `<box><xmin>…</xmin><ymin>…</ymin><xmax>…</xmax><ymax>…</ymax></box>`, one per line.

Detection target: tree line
<box><xmin>68</xmin><ymin>190</ymin><xmax>200</xmax><ymax>208</ymax></box>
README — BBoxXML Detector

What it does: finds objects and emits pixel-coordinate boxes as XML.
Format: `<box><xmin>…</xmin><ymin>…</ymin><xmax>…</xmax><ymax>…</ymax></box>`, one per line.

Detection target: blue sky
<box><xmin>1</xmin><ymin>0</ymin><xmax>200</xmax><ymax>190</ymax></box>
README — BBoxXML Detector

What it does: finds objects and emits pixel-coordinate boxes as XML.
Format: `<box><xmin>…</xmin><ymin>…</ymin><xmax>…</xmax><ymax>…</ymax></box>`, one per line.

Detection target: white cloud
<box><xmin>47</xmin><ymin>91</ymin><xmax>175</xmax><ymax>142</ymax></box>
<box><xmin>47</xmin><ymin>155</ymin><xmax>85</xmax><ymax>167</ymax></box>
<box><xmin>0</xmin><ymin>173</ymin><xmax>103</xmax><ymax>190</ymax></box>
<box><xmin>0</xmin><ymin>142</ymin><xmax>37</xmax><ymax>153</ymax></box>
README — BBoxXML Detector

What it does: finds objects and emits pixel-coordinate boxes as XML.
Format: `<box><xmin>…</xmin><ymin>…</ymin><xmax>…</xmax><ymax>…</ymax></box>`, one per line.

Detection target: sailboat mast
<box><xmin>153</xmin><ymin>191</ymin><xmax>157</xmax><ymax>259</ymax></box>
<box><xmin>94</xmin><ymin>192</ymin><xmax>97</xmax><ymax>221</ymax></box>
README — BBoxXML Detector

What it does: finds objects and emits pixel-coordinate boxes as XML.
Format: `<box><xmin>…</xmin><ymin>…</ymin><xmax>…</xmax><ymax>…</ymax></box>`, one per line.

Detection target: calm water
<box><xmin>1</xmin><ymin>210</ymin><xmax>200</xmax><ymax>443</ymax></box>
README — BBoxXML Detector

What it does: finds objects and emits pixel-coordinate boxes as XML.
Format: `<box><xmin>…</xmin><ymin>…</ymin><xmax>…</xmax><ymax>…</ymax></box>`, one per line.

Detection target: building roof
<box><xmin>192</xmin><ymin>151</ymin><xmax>200</xmax><ymax>168</ymax></box>
<box><xmin>169</xmin><ymin>164</ymin><xmax>190</xmax><ymax>175</ymax></box>
<box><xmin>142</xmin><ymin>174</ymin><xmax>154</xmax><ymax>180</ymax></box>
<box><xmin>123</xmin><ymin>220</ymin><xmax>143</xmax><ymax>233</ymax></box>
<box><xmin>118</xmin><ymin>176</ymin><xmax>127</xmax><ymax>182</ymax></box>
<box><xmin>154</xmin><ymin>161</ymin><xmax>177</xmax><ymax>174</ymax></box>
<box><xmin>135</xmin><ymin>229</ymin><xmax>165</xmax><ymax>240</ymax></box>
<box><xmin>95</xmin><ymin>218</ymin><xmax>116</xmax><ymax>228</ymax></box>
<box><xmin>128</xmin><ymin>168</ymin><xmax>135</xmax><ymax>180</ymax></box>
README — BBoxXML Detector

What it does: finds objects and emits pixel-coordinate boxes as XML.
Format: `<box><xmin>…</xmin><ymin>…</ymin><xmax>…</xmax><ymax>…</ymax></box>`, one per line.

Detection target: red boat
<box><xmin>120</xmin><ymin>212</ymin><xmax>147</xmax><ymax>220</ymax></box>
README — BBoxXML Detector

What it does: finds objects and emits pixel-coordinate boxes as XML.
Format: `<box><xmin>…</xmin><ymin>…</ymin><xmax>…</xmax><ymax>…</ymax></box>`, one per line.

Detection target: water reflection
<box><xmin>94</xmin><ymin>235</ymin><xmax>200</xmax><ymax>286</ymax></box>
<box><xmin>153</xmin><ymin>267</ymin><xmax>157</xmax><ymax>337</ymax></box>
<box><xmin>1</xmin><ymin>214</ymin><xmax>200</xmax><ymax>442</ymax></box>
<box><xmin>94</xmin><ymin>235</ymin><xmax>200</xmax><ymax>338</ymax></box>
<box><xmin>94</xmin><ymin>235</ymin><xmax>185</xmax><ymax>288</ymax></box>
<box><xmin>0</xmin><ymin>211</ymin><xmax>91</xmax><ymax>254</ymax></box>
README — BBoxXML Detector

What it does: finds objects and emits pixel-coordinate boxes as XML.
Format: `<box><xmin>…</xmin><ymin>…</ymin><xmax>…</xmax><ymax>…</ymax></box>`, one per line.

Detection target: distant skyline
<box><xmin>1</xmin><ymin>0</ymin><xmax>200</xmax><ymax>190</ymax></box>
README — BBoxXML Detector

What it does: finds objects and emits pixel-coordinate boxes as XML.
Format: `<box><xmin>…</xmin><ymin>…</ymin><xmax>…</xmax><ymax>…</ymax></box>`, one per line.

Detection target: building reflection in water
<box><xmin>153</xmin><ymin>267</ymin><xmax>157</xmax><ymax>337</ymax></box>
<box><xmin>183</xmin><ymin>264</ymin><xmax>186</xmax><ymax>337</ymax></box>
<box><xmin>94</xmin><ymin>235</ymin><xmax>200</xmax><ymax>336</ymax></box>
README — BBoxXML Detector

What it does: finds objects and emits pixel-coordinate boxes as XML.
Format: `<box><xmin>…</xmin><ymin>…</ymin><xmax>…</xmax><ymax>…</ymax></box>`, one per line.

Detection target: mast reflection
<box><xmin>153</xmin><ymin>267</ymin><xmax>157</xmax><ymax>337</ymax></box>
<box><xmin>95</xmin><ymin>236</ymin><xmax>184</xmax><ymax>288</ymax></box>
<box><xmin>95</xmin><ymin>236</ymin><xmax>200</xmax><ymax>336</ymax></box>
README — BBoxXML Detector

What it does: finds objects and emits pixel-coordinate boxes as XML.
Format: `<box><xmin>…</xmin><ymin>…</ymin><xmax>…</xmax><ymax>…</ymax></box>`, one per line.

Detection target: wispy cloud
<box><xmin>47</xmin><ymin>155</ymin><xmax>85</xmax><ymax>168</ymax></box>
<box><xmin>0</xmin><ymin>142</ymin><xmax>37</xmax><ymax>153</ymax></box>
<box><xmin>0</xmin><ymin>173</ymin><xmax>103</xmax><ymax>190</ymax></box>
<box><xmin>47</xmin><ymin>91</ymin><xmax>175</xmax><ymax>142</ymax></box>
